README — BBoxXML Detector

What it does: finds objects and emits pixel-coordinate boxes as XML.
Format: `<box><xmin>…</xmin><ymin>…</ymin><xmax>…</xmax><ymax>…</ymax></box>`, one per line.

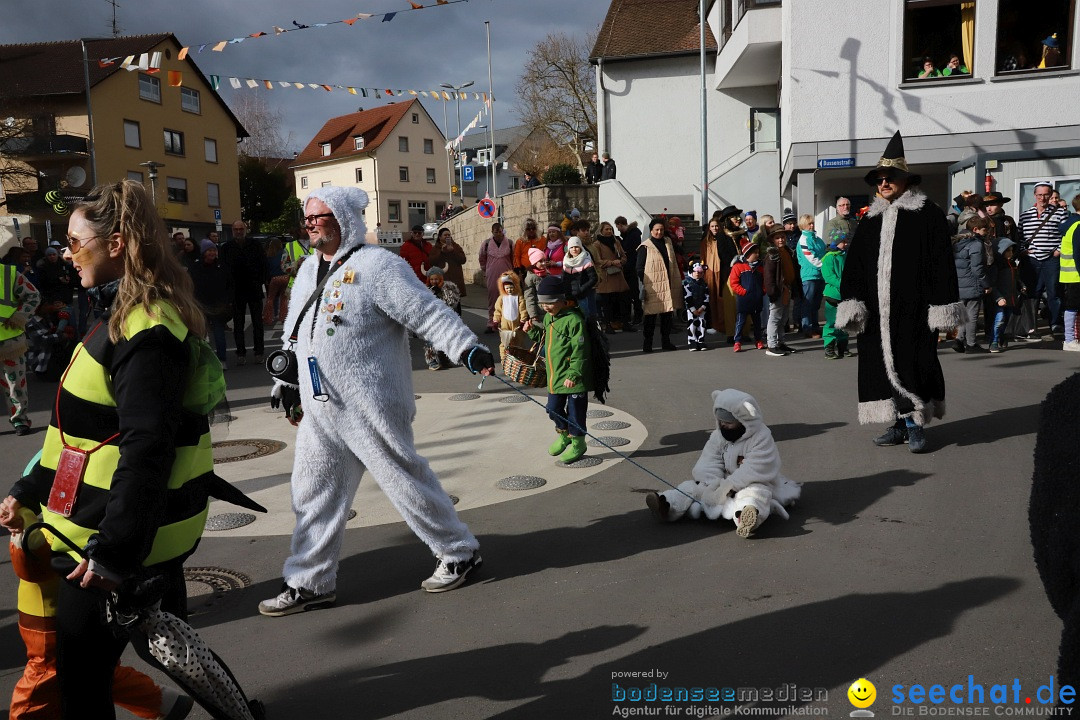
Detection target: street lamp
<box><xmin>139</xmin><ymin>160</ymin><xmax>165</xmax><ymax>204</ymax></box>
<box><xmin>440</xmin><ymin>80</ymin><xmax>473</xmax><ymax>207</ymax></box>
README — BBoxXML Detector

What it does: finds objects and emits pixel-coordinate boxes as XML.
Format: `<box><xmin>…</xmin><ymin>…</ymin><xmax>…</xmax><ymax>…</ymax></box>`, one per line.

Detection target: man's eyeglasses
<box><xmin>303</xmin><ymin>213</ymin><xmax>335</xmax><ymax>226</ymax></box>
<box><xmin>65</xmin><ymin>234</ymin><xmax>101</xmax><ymax>253</ymax></box>
<box><xmin>873</xmin><ymin>177</ymin><xmax>894</xmax><ymax>186</ymax></box>
<box><xmin>1034</xmin><ymin>192</ymin><xmax>1051</xmax><ymax>198</ymax></box>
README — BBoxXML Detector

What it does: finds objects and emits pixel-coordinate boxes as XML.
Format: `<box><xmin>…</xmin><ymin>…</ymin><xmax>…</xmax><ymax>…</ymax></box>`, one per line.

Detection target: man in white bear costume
<box><xmin>260</xmin><ymin>186</ymin><xmax>495</xmax><ymax>617</ymax></box>
<box><xmin>645</xmin><ymin>389</ymin><xmax>800</xmax><ymax>537</ymax></box>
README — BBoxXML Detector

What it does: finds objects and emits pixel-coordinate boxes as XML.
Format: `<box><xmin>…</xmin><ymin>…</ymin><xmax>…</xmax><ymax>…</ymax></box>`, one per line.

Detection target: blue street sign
<box><xmin>817</xmin><ymin>157</ymin><xmax>856</xmax><ymax>169</ymax></box>
<box><xmin>477</xmin><ymin>198</ymin><xmax>496</xmax><ymax>218</ymax></box>
<box><xmin>214</xmin><ymin>209</ymin><xmax>222</xmax><ymax>220</ymax></box>
<box><xmin>462</xmin><ymin>165</ymin><xmax>475</xmax><ymax>183</ymax></box>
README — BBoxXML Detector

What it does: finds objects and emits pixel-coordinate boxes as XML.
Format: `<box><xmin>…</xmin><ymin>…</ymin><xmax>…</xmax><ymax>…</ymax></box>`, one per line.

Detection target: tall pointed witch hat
<box><xmin>864</xmin><ymin>130</ymin><xmax>922</xmax><ymax>186</ymax></box>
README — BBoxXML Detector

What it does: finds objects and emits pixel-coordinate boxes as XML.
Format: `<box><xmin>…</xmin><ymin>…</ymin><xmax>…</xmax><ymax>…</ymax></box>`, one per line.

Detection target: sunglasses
<box><xmin>873</xmin><ymin>177</ymin><xmax>895</xmax><ymax>186</ymax></box>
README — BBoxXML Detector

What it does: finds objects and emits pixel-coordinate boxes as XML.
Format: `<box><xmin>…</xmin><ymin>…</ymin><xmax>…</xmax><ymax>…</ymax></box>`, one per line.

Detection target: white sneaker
<box><xmin>421</xmin><ymin>551</ymin><xmax>482</xmax><ymax>593</ymax></box>
<box><xmin>1064</xmin><ymin>340</ymin><xmax>1080</xmax><ymax>352</ymax></box>
<box><xmin>258</xmin><ymin>584</ymin><xmax>336</xmax><ymax>616</ymax></box>
<box><xmin>705</xmin><ymin>328</ymin><xmax>718</xmax><ymax>335</ymax></box>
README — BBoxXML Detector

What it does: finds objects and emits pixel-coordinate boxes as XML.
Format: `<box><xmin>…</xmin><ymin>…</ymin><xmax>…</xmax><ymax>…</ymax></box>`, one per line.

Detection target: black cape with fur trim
<box><xmin>838</xmin><ymin>189</ymin><xmax>961</xmax><ymax>425</ymax></box>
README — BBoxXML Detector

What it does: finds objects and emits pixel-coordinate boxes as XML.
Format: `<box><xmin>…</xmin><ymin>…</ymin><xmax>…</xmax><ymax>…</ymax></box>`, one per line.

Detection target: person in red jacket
<box><xmin>399</xmin><ymin>225</ymin><xmax>439</xmax><ymax>282</ymax></box>
<box><xmin>729</xmin><ymin>242</ymin><xmax>766</xmax><ymax>353</ymax></box>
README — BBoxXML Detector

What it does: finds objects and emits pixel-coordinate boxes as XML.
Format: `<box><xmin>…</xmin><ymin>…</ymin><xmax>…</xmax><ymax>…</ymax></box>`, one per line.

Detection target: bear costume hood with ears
<box><xmin>304</xmin><ymin>186</ymin><xmax>370</xmax><ymax>262</ymax></box>
<box><xmin>712</xmin><ymin>388</ymin><xmax>765</xmax><ymax>435</ymax></box>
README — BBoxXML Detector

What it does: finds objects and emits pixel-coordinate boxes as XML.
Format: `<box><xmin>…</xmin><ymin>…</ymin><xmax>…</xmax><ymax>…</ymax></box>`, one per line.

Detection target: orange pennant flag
<box><xmin>437</xmin><ymin>0</ymin><xmax>448</xmax><ymax>4</ymax></box>
<box><xmin>146</xmin><ymin>67</ymin><xmax>160</xmax><ymax>75</ymax></box>
<box><xmin>343</xmin><ymin>17</ymin><xmax>358</xmax><ymax>25</ymax></box>
<box><xmin>410</xmin><ymin>2</ymin><xmax>423</xmax><ymax>8</ymax></box>
<box><xmin>168</xmin><ymin>70</ymin><xmax>183</xmax><ymax>87</ymax></box>
<box><xmin>178</xmin><ymin>47</ymin><xmax>189</xmax><ymax>60</ymax></box>
<box><xmin>264</xmin><ymin>80</ymin><xmax>273</xmax><ymax>89</ymax></box>
<box><xmin>250</xmin><ymin>32</ymin><xmax>267</xmax><ymax>38</ymax></box>
<box><xmin>321</xmin><ymin>85</ymin><xmax>333</xmax><ymax>92</ymax></box>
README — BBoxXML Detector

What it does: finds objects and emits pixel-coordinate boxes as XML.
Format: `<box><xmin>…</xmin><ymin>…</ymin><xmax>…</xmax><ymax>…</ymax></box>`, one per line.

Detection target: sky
<box><xmin>0</xmin><ymin>0</ymin><xmax>609</xmax><ymax>153</ymax></box>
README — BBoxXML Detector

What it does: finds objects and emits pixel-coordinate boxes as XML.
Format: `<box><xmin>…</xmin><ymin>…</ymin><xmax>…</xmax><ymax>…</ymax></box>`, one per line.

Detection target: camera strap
<box><xmin>287</xmin><ymin>245</ymin><xmax>363</xmax><ymax>345</ymax></box>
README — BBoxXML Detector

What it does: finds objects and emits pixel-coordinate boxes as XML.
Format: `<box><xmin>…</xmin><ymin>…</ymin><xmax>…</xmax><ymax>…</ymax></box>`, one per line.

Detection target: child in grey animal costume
<box><xmin>261</xmin><ymin>186</ymin><xmax>493</xmax><ymax>616</ymax></box>
<box><xmin>646</xmin><ymin>389</ymin><xmax>801</xmax><ymax>537</ymax></box>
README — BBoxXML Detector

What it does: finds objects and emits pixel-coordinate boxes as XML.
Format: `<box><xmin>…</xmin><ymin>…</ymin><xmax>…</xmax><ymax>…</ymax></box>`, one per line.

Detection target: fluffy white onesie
<box><xmin>660</xmin><ymin>389</ymin><xmax>801</xmax><ymax>532</ymax></box>
<box><xmin>280</xmin><ymin>186</ymin><xmax>481</xmax><ymax>594</ymax></box>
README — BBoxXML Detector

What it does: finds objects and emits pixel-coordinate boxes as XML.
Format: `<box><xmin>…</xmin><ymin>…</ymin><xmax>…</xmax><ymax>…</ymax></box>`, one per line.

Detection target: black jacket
<box><xmin>584</xmin><ymin>160</ymin><xmax>603</xmax><ymax>184</ymax></box>
<box><xmin>220</xmin><ymin>239</ymin><xmax>267</xmax><ymax>299</ymax></box>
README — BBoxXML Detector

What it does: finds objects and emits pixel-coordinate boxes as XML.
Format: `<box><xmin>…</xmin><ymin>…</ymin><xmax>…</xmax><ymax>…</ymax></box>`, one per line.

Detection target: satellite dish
<box><xmin>65</xmin><ymin>166</ymin><xmax>87</xmax><ymax>188</ymax></box>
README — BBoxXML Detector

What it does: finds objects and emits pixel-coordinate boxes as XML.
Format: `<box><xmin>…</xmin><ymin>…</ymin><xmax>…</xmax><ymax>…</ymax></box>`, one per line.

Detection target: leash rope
<box><xmin>478</xmin><ymin>372</ymin><xmax>702</xmax><ymax>507</ymax></box>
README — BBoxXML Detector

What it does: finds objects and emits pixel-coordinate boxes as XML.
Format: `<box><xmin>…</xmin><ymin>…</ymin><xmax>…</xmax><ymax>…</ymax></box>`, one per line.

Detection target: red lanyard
<box><xmin>55</xmin><ymin>321</ymin><xmax>121</xmax><ymax>452</ymax></box>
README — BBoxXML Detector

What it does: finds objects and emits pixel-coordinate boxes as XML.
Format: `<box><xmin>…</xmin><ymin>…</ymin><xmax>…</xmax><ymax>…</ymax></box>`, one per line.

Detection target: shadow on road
<box><xmin>932</xmin><ymin>403</ymin><xmax>1041</xmax><ymax>448</ymax></box>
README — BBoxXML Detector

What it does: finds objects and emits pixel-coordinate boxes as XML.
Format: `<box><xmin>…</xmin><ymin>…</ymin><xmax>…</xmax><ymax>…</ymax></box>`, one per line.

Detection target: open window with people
<box><xmin>996</xmin><ymin>0</ymin><xmax>1072</xmax><ymax>74</ymax></box>
<box><xmin>903</xmin><ymin>0</ymin><xmax>976</xmax><ymax>82</ymax></box>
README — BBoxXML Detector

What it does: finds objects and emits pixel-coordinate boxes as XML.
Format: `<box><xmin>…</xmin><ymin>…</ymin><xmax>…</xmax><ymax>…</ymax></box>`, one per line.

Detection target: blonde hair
<box><xmin>75</xmin><ymin>180</ymin><xmax>205</xmax><ymax>342</ymax></box>
<box><xmin>798</xmin><ymin>214</ymin><xmax>814</xmax><ymax>230</ymax></box>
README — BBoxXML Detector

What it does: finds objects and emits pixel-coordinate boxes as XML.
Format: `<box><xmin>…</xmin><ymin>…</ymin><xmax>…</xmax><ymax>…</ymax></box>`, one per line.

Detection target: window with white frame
<box><xmin>902</xmin><ymin>0</ymin><xmax>975</xmax><ymax>81</ymax></box>
<box><xmin>180</xmin><ymin>87</ymin><xmax>201</xmax><ymax>113</ymax></box>
<box><xmin>301</xmin><ymin>176</ymin><xmax>309</xmax><ymax>188</ymax></box>
<box><xmin>399</xmin><ymin>166</ymin><xmax>410</xmax><ymax>182</ymax></box>
<box><xmin>996</xmin><ymin>0</ymin><xmax>1073</xmax><ymax>74</ymax></box>
<box><xmin>426</xmin><ymin>168</ymin><xmax>436</xmax><ymax>184</ymax></box>
<box><xmin>207</xmin><ymin>182</ymin><xmax>220</xmax><ymax>207</ymax></box>
<box><xmin>123</xmin><ymin>119</ymin><xmax>140</xmax><ymax>148</ymax></box>
<box><xmin>321</xmin><ymin>181</ymin><xmax>331</xmax><ymax>187</ymax></box>
<box><xmin>355</xmin><ymin>167</ymin><xmax>364</xmax><ymax>183</ymax></box>
<box><xmin>166</xmin><ymin>177</ymin><xmax>188</xmax><ymax>203</ymax></box>
<box><xmin>1016</xmin><ymin>175</ymin><xmax>1080</xmax><ymax>214</ymax></box>
<box><xmin>127</xmin><ymin>170</ymin><xmax>144</xmax><ymax>183</ymax></box>
<box><xmin>411</xmin><ymin>113</ymin><xmax>419</xmax><ymax>124</ymax></box>
<box><xmin>478</xmin><ymin>148</ymin><xmax>491</xmax><ymax>166</ymax></box>
<box><xmin>321</xmin><ymin>143</ymin><xmax>331</xmax><ymax>156</ymax></box>
<box><xmin>388</xmin><ymin>201</ymin><xmax>401</xmax><ymax>222</ymax></box>
<box><xmin>204</xmin><ymin>138</ymin><xmax>217</xmax><ymax>163</ymax></box>
<box><xmin>354</xmin><ymin>136</ymin><xmax>365</xmax><ymax>150</ymax></box>
<box><xmin>139</xmin><ymin>73</ymin><xmax>161</xmax><ymax>102</ymax></box>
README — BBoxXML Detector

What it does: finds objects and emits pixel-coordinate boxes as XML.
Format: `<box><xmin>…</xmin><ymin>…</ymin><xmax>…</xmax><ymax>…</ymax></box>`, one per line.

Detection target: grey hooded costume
<box><xmin>278</xmin><ymin>186</ymin><xmax>481</xmax><ymax>594</ymax></box>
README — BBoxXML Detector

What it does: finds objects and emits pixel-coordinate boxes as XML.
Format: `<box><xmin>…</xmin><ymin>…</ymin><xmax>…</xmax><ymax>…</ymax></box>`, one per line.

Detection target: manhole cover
<box><xmin>449</xmin><ymin>494</ymin><xmax>459</xmax><ymax>505</ymax></box>
<box><xmin>184</xmin><ymin>566</ymin><xmax>252</xmax><ymax>616</ymax></box>
<box><xmin>557</xmin><ymin>456</ymin><xmax>603</xmax><ymax>468</ymax></box>
<box><xmin>588</xmin><ymin>435</ymin><xmax>630</xmax><ymax>447</ymax></box>
<box><xmin>498</xmin><ymin>395</ymin><xmax>530</xmax><ymax>403</ymax></box>
<box><xmin>496</xmin><ymin>475</ymin><xmax>547</xmax><ymax>490</ymax></box>
<box><xmin>594</xmin><ymin>420</ymin><xmax>631</xmax><ymax>431</ymax></box>
<box><xmin>205</xmin><ymin>512</ymin><xmax>257</xmax><ymax>531</ymax></box>
<box><xmin>587</xmin><ymin>409</ymin><xmax>613</xmax><ymax>418</ymax></box>
<box><xmin>347</xmin><ymin>509</ymin><xmax>357</xmax><ymax>520</ymax></box>
<box><xmin>212</xmin><ymin>439</ymin><xmax>287</xmax><ymax>463</ymax></box>
<box><xmin>448</xmin><ymin>393</ymin><xmax>480</xmax><ymax>401</ymax></box>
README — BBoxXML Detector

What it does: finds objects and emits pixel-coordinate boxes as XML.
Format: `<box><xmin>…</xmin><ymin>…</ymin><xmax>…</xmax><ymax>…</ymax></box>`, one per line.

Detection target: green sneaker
<box><xmin>548</xmin><ymin>431</ymin><xmax>571</xmax><ymax>456</ymax></box>
<box><xmin>559</xmin><ymin>436</ymin><xmax>587</xmax><ymax>464</ymax></box>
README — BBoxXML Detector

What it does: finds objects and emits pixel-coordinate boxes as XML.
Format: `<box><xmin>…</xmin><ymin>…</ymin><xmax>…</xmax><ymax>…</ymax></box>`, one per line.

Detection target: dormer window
<box><xmin>354</xmin><ymin>136</ymin><xmax>365</xmax><ymax>151</ymax></box>
<box><xmin>321</xmin><ymin>143</ymin><xmax>331</xmax><ymax>157</ymax></box>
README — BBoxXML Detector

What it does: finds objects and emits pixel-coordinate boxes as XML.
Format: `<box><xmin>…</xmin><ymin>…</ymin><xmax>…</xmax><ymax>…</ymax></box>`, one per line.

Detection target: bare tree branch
<box><xmin>229</xmin><ymin>92</ymin><xmax>295</xmax><ymax>160</ymax></box>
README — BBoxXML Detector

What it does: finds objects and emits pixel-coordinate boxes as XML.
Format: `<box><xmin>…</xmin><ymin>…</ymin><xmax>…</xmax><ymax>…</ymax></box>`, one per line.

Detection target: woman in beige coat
<box><xmin>636</xmin><ymin>218</ymin><xmax>684</xmax><ymax>352</ymax></box>
<box><xmin>590</xmin><ymin>221</ymin><xmax>632</xmax><ymax>333</ymax></box>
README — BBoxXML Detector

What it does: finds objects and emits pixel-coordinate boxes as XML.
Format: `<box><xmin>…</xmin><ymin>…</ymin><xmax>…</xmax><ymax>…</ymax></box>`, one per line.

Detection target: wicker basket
<box><xmin>502</xmin><ymin>344</ymin><xmax>546</xmax><ymax>388</ymax></box>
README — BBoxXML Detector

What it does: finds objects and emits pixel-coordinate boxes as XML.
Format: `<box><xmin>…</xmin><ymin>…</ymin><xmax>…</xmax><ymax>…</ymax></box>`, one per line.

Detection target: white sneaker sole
<box><xmin>422</xmin><ymin>555</ymin><xmax>482</xmax><ymax>593</ymax></box>
<box><xmin>258</xmin><ymin>592</ymin><xmax>336</xmax><ymax>617</ymax></box>
<box><xmin>736</xmin><ymin>506</ymin><xmax>759</xmax><ymax>539</ymax></box>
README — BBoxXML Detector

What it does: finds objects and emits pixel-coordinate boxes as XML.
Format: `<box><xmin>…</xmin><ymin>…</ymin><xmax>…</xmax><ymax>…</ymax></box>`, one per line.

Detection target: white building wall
<box><xmin>784</xmin><ymin>0</ymin><xmax>1080</xmax><ymax>154</ymax></box>
<box><xmin>603</xmin><ymin>56</ymin><xmax>755</xmax><ymax>215</ymax></box>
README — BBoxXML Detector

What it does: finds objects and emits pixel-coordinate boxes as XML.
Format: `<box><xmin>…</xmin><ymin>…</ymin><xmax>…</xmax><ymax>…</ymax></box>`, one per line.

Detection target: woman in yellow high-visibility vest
<box><xmin>1060</xmin><ymin>195</ymin><xmax>1080</xmax><ymax>351</ymax></box>
<box><xmin>0</xmin><ymin>180</ymin><xmax>223</xmax><ymax>718</ymax></box>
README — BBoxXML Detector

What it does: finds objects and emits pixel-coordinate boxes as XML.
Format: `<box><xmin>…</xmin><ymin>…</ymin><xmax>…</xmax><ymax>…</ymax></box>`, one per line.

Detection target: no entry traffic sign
<box><xmin>477</xmin><ymin>197</ymin><xmax>497</xmax><ymax>218</ymax></box>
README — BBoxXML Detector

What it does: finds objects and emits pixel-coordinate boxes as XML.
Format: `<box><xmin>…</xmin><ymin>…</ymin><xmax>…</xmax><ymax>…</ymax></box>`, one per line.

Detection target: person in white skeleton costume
<box><xmin>260</xmin><ymin>186</ymin><xmax>495</xmax><ymax>616</ymax></box>
<box><xmin>645</xmin><ymin>389</ymin><xmax>801</xmax><ymax>538</ymax></box>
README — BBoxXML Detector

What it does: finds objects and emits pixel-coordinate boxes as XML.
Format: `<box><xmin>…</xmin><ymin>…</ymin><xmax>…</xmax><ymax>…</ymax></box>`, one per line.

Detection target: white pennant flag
<box><xmin>245</xmin><ymin>79</ymin><xmax>258</xmax><ymax>88</ymax></box>
<box><xmin>137</xmin><ymin>53</ymin><xmax>150</xmax><ymax>71</ymax></box>
<box><xmin>121</xmin><ymin>55</ymin><xmax>136</xmax><ymax>70</ymax></box>
<box><xmin>150</xmin><ymin>51</ymin><xmax>162</xmax><ymax>69</ymax></box>
<box><xmin>279</xmin><ymin>81</ymin><xmax>291</xmax><ymax>88</ymax></box>
<box><xmin>229</xmin><ymin>77</ymin><xmax>242</xmax><ymax>89</ymax></box>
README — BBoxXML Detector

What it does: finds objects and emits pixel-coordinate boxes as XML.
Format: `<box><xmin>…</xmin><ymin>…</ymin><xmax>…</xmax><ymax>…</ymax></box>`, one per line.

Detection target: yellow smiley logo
<box><xmin>848</xmin><ymin>678</ymin><xmax>876</xmax><ymax>709</ymax></box>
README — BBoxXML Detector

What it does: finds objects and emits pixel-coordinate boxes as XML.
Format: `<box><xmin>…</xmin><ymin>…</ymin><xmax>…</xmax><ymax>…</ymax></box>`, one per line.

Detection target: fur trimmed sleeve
<box><xmin>835</xmin><ymin>299</ymin><xmax>868</xmax><ymax>335</ymax></box>
<box><xmin>928</xmin><ymin>301</ymin><xmax>966</xmax><ymax>331</ymax></box>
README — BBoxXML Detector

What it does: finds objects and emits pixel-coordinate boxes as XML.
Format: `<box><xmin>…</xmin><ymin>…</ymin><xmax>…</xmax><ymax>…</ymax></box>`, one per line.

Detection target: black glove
<box><xmin>462</xmin><ymin>345</ymin><xmax>496</xmax><ymax>375</ymax></box>
<box><xmin>270</xmin><ymin>380</ymin><xmax>302</xmax><ymax>417</ymax></box>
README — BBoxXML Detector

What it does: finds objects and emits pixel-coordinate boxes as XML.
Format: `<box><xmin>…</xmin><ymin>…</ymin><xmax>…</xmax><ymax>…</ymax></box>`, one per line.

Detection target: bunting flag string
<box><xmin>444</xmin><ymin>104</ymin><xmax>488</xmax><ymax>151</ymax></box>
<box><xmin>90</xmin><ymin>0</ymin><xmax>476</xmax><ymax>66</ymax></box>
<box><xmin>206</xmin><ymin>72</ymin><xmax>492</xmax><ymax>104</ymax></box>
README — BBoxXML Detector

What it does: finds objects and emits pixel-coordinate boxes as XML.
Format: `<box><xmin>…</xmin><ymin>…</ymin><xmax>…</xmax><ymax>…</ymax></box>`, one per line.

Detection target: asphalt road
<box><xmin>1</xmin><ymin>288</ymin><xmax>1077</xmax><ymax>719</ymax></box>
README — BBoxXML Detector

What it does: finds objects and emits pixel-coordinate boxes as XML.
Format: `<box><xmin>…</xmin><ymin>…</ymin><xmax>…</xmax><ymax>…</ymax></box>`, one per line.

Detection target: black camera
<box><xmin>265</xmin><ymin>349</ymin><xmax>300</xmax><ymax>385</ymax></box>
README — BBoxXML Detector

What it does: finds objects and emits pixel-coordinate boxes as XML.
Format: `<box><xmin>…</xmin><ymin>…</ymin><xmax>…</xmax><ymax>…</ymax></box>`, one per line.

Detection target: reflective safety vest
<box><xmin>0</xmin><ymin>264</ymin><xmax>25</xmax><ymax>343</ymax></box>
<box><xmin>284</xmin><ymin>239</ymin><xmax>312</xmax><ymax>289</ymax></box>
<box><xmin>1061</xmin><ymin>221</ymin><xmax>1079</xmax><ymax>284</ymax></box>
<box><xmin>37</xmin><ymin>301</ymin><xmax>224</xmax><ymax>566</ymax></box>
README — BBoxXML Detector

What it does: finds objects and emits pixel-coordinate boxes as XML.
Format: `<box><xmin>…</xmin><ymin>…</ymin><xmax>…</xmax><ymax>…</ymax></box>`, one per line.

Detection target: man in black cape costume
<box><xmin>836</xmin><ymin>131</ymin><xmax>963</xmax><ymax>453</ymax></box>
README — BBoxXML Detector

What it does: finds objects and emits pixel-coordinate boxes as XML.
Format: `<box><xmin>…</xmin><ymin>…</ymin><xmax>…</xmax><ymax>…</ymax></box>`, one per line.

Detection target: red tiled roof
<box><xmin>0</xmin><ymin>34</ymin><xmax>247</xmax><ymax>137</ymax></box>
<box><xmin>291</xmin><ymin>100</ymin><xmax>420</xmax><ymax>168</ymax></box>
<box><xmin>591</xmin><ymin>0</ymin><xmax>717</xmax><ymax>61</ymax></box>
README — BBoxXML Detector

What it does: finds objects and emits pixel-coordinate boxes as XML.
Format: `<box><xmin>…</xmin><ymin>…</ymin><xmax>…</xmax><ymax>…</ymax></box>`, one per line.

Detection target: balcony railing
<box><xmin>0</xmin><ymin>134</ymin><xmax>89</xmax><ymax>157</ymax></box>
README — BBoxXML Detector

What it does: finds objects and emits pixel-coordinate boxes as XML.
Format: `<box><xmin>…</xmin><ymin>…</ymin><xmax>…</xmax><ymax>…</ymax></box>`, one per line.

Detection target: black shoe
<box><xmin>642</xmin><ymin>344</ymin><xmax>653</xmax><ymax>354</ymax></box>
<box><xmin>824</xmin><ymin>344</ymin><xmax>839</xmax><ymax>360</ymax></box>
<box><xmin>839</xmin><ymin>341</ymin><xmax>855</xmax><ymax>357</ymax></box>
<box><xmin>874</xmin><ymin>424</ymin><xmax>908</xmax><ymax>446</ymax></box>
<box><xmin>13</xmin><ymin>423</ymin><xmax>31</xmax><ymax>436</ymax></box>
<box><xmin>907</xmin><ymin>425</ymin><xmax>928</xmax><ymax>453</ymax></box>
<box><xmin>777</xmin><ymin>343</ymin><xmax>798</xmax><ymax>354</ymax></box>
<box><xmin>645</xmin><ymin>492</ymin><xmax>670</xmax><ymax>521</ymax></box>
<box><xmin>952</xmin><ymin>339</ymin><xmax>966</xmax><ymax>353</ymax></box>
<box><xmin>966</xmin><ymin>344</ymin><xmax>989</xmax><ymax>354</ymax></box>
<box><xmin>765</xmin><ymin>346</ymin><xmax>788</xmax><ymax>357</ymax></box>
<box><xmin>661</xmin><ymin>343</ymin><xmax>677</xmax><ymax>351</ymax></box>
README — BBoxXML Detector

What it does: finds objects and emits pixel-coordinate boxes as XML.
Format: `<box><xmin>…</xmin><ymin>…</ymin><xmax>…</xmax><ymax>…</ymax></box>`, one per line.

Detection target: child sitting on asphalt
<box><xmin>729</xmin><ymin>242</ymin><xmax>766</xmax><ymax>352</ymax></box>
<box><xmin>646</xmin><ymin>389</ymin><xmax>801</xmax><ymax>538</ymax></box>
<box><xmin>537</xmin><ymin>274</ymin><xmax>592</xmax><ymax>465</ymax></box>
<box><xmin>683</xmin><ymin>260</ymin><xmax>710</xmax><ymax>352</ymax></box>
